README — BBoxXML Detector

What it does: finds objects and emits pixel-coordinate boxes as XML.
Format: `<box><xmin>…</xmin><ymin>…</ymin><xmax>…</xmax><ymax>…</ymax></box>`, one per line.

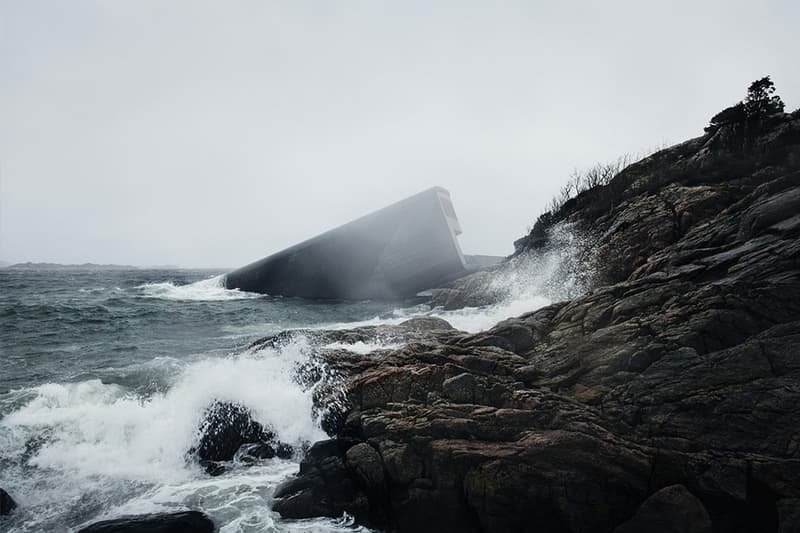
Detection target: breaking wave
<box><xmin>315</xmin><ymin>222</ymin><xmax>595</xmax><ymax>334</ymax></box>
<box><xmin>136</xmin><ymin>275</ymin><xmax>262</xmax><ymax>301</ymax></box>
<box><xmin>0</xmin><ymin>338</ymin><xmax>334</xmax><ymax>532</ymax></box>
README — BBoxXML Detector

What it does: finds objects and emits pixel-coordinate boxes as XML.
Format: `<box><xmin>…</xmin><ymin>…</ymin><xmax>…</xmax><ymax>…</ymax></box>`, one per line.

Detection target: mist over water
<box><xmin>0</xmin><ymin>225</ymin><xmax>594</xmax><ymax>532</ymax></box>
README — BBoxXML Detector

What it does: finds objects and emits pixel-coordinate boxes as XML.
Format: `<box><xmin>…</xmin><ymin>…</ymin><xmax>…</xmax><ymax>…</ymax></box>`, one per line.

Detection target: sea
<box><xmin>0</xmin><ymin>231</ymin><xmax>587</xmax><ymax>532</ymax></box>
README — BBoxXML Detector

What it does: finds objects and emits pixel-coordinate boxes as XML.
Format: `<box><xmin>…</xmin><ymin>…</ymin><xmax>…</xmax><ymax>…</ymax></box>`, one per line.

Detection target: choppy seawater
<box><xmin>0</xmin><ymin>242</ymin><xmax>584</xmax><ymax>532</ymax></box>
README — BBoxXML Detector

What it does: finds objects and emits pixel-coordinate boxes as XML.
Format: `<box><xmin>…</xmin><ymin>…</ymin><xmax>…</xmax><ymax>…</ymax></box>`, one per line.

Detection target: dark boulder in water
<box><xmin>237</xmin><ymin>441</ymin><xmax>293</xmax><ymax>463</ymax></box>
<box><xmin>0</xmin><ymin>488</ymin><xmax>16</xmax><ymax>515</ymax></box>
<box><xmin>272</xmin><ymin>439</ymin><xmax>372</xmax><ymax>524</ymax></box>
<box><xmin>191</xmin><ymin>401</ymin><xmax>292</xmax><ymax>465</ymax></box>
<box><xmin>76</xmin><ymin>511</ymin><xmax>214</xmax><ymax>533</ymax></box>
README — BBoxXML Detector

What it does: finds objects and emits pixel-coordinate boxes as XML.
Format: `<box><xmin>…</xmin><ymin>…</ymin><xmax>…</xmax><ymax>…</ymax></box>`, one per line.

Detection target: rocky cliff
<box><xmin>269</xmin><ymin>109</ymin><xmax>800</xmax><ymax>532</ymax></box>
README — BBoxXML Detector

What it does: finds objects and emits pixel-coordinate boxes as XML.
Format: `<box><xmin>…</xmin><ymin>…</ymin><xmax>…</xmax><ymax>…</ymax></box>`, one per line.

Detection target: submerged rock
<box><xmin>0</xmin><ymin>488</ymin><xmax>16</xmax><ymax>515</ymax></box>
<box><xmin>76</xmin><ymin>511</ymin><xmax>214</xmax><ymax>533</ymax></box>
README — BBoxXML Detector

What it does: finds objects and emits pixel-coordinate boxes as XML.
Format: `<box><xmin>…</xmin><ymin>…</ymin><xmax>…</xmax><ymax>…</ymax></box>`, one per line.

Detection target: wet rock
<box><xmin>237</xmin><ymin>442</ymin><xmax>275</xmax><ymax>461</ymax></box>
<box><xmin>193</xmin><ymin>401</ymin><xmax>274</xmax><ymax>462</ymax></box>
<box><xmin>190</xmin><ymin>401</ymin><xmax>294</xmax><ymax>471</ymax></box>
<box><xmin>0</xmin><ymin>488</ymin><xmax>16</xmax><ymax>516</ymax></box>
<box><xmin>273</xmin><ymin>439</ymin><xmax>371</xmax><ymax>523</ymax></box>
<box><xmin>199</xmin><ymin>460</ymin><xmax>226</xmax><ymax>477</ymax></box>
<box><xmin>76</xmin><ymin>511</ymin><xmax>214</xmax><ymax>533</ymax></box>
<box><xmin>270</xmin><ymin>113</ymin><xmax>800</xmax><ymax>531</ymax></box>
<box><xmin>378</xmin><ymin>440</ymin><xmax>423</xmax><ymax>486</ymax></box>
<box><xmin>614</xmin><ymin>485</ymin><xmax>712</xmax><ymax>533</ymax></box>
<box><xmin>345</xmin><ymin>442</ymin><xmax>385</xmax><ymax>490</ymax></box>
<box><xmin>441</xmin><ymin>372</ymin><xmax>477</xmax><ymax>403</ymax></box>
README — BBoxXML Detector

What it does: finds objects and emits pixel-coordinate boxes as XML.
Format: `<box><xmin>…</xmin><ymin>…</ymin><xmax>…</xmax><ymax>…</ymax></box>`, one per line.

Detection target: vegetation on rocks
<box><xmin>265</xmin><ymin>82</ymin><xmax>800</xmax><ymax>532</ymax></box>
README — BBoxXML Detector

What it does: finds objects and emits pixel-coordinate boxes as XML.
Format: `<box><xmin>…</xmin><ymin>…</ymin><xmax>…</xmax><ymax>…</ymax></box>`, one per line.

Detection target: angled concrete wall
<box><xmin>225</xmin><ymin>187</ymin><xmax>468</xmax><ymax>300</ymax></box>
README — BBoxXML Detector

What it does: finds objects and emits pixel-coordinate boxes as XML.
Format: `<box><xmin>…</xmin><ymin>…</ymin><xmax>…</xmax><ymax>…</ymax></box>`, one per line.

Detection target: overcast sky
<box><xmin>1</xmin><ymin>1</ymin><xmax>798</xmax><ymax>267</ymax></box>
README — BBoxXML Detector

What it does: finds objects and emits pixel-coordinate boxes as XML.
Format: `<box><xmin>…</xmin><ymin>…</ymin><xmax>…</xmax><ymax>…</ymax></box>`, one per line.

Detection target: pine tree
<box><xmin>744</xmin><ymin>76</ymin><xmax>785</xmax><ymax>118</ymax></box>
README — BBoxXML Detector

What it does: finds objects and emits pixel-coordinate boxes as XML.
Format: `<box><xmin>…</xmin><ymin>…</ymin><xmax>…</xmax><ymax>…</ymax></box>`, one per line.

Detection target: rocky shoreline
<box><xmin>269</xmin><ymin>110</ymin><xmax>800</xmax><ymax>532</ymax></box>
<box><xmin>3</xmin><ymin>109</ymin><xmax>798</xmax><ymax>533</ymax></box>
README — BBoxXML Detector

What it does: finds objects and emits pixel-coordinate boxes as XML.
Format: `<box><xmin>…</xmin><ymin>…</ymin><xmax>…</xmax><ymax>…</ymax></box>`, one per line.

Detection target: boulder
<box><xmin>345</xmin><ymin>442</ymin><xmax>385</xmax><ymax>490</ymax></box>
<box><xmin>0</xmin><ymin>488</ymin><xmax>16</xmax><ymax>515</ymax></box>
<box><xmin>614</xmin><ymin>485</ymin><xmax>712</xmax><ymax>533</ymax></box>
<box><xmin>190</xmin><ymin>401</ymin><xmax>292</xmax><ymax>466</ymax></box>
<box><xmin>272</xmin><ymin>439</ymin><xmax>371</xmax><ymax>523</ymax></box>
<box><xmin>76</xmin><ymin>511</ymin><xmax>214</xmax><ymax>533</ymax></box>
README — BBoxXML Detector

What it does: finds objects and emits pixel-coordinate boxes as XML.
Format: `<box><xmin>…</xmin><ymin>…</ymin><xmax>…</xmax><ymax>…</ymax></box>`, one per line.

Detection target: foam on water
<box><xmin>315</xmin><ymin>223</ymin><xmax>594</xmax><ymax>335</ymax></box>
<box><xmin>323</xmin><ymin>340</ymin><xmax>405</xmax><ymax>354</ymax></box>
<box><xmin>0</xmin><ymin>338</ymin><xmax>332</xmax><ymax>532</ymax></box>
<box><xmin>0</xmin><ymin>222</ymin><xmax>595</xmax><ymax>532</ymax></box>
<box><xmin>137</xmin><ymin>275</ymin><xmax>262</xmax><ymax>301</ymax></box>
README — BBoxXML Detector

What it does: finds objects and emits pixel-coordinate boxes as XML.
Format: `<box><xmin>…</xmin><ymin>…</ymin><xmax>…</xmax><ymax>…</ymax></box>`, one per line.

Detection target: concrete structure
<box><xmin>225</xmin><ymin>187</ymin><xmax>471</xmax><ymax>300</ymax></box>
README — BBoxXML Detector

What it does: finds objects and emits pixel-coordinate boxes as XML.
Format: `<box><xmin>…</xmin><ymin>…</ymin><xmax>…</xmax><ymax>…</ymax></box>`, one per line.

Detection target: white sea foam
<box><xmin>137</xmin><ymin>275</ymin><xmax>262</xmax><ymax>301</ymax></box>
<box><xmin>0</xmin><ymin>223</ymin><xmax>593</xmax><ymax>532</ymax></box>
<box><xmin>1</xmin><ymin>342</ymin><xmax>323</xmax><ymax>482</ymax></box>
<box><xmin>430</xmin><ymin>222</ymin><xmax>595</xmax><ymax>331</ymax></box>
<box><xmin>323</xmin><ymin>340</ymin><xmax>404</xmax><ymax>354</ymax></box>
<box><xmin>313</xmin><ymin>224</ymin><xmax>593</xmax><ymax>336</ymax></box>
<box><xmin>0</xmin><ymin>338</ymin><xmax>331</xmax><ymax>532</ymax></box>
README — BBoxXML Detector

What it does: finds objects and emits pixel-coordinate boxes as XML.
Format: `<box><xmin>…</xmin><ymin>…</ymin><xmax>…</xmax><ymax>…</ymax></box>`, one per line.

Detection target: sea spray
<box><xmin>311</xmin><ymin>221</ymin><xmax>598</xmax><ymax>334</ymax></box>
<box><xmin>0</xmin><ymin>337</ymin><xmax>341</xmax><ymax>532</ymax></box>
<box><xmin>0</xmin><ymin>224</ymin><xmax>598</xmax><ymax>531</ymax></box>
<box><xmin>136</xmin><ymin>275</ymin><xmax>263</xmax><ymax>302</ymax></box>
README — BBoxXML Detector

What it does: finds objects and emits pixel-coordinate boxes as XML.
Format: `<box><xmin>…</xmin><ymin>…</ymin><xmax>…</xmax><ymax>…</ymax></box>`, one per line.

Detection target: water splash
<box><xmin>136</xmin><ymin>275</ymin><xmax>262</xmax><ymax>301</ymax></box>
<box><xmin>429</xmin><ymin>222</ymin><xmax>596</xmax><ymax>330</ymax></box>
<box><xmin>0</xmin><ymin>338</ymin><xmax>332</xmax><ymax>532</ymax></box>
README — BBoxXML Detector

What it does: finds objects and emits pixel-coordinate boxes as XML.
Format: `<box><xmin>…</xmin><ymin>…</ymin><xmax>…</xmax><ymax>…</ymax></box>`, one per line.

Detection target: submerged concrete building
<box><xmin>225</xmin><ymin>187</ymin><xmax>476</xmax><ymax>300</ymax></box>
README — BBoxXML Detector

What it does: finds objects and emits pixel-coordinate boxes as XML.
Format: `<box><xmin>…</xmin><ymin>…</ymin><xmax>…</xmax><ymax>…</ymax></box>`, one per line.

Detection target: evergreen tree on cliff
<box><xmin>707</xmin><ymin>75</ymin><xmax>785</xmax><ymax>132</ymax></box>
<box><xmin>744</xmin><ymin>75</ymin><xmax>785</xmax><ymax>118</ymax></box>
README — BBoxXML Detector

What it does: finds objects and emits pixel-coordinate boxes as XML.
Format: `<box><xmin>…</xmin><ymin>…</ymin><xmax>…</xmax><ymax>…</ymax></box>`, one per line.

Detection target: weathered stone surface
<box><xmin>76</xmin><ymin>511</ymin><xmax>214</xmax><ymax>533</ymax></box>
<box><xmin>0</xmin><ymin>488</ymin><xmax>16</xmax><ymax>516</ymax></box>
<box><xmin>345</xmin><ymin>443</ymin><xmax>385</xmax><ymax>489</ymax></box>
<box><xmin>272</xmin><ymin>439</ymin><xmax>373</xmax><ymax>524</ymax></box>
<box><xmin>614</xmin><ymin>484</ymin><xmax>712</xmax><ymax>533</ymax></box>
<box><xmin>270</xmin><ymin>112</ymin><xmax>800</xmax><ymax>532</ymax></box>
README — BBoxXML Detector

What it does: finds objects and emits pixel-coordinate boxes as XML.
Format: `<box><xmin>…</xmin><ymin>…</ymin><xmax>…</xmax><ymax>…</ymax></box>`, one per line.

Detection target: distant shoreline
<box><xmin>0</xmin><ymin>262</ymin><xmax>228</xmax><ymax>271</ymax></box>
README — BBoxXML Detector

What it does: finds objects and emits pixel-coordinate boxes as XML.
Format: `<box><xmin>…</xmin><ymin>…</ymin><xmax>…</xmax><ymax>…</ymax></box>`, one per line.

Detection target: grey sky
<box><xmin>1</xmin><ymin>1</ymin><xmax>798</xmax><ymax>267</ymax></box>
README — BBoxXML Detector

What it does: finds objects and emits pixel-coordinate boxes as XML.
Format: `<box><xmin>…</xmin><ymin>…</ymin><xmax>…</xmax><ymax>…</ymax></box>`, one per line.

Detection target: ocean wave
<box><xmin>136</xmin><ymin>275</ymin><xmax>262</xmax><ymax>301</ymax></box>
<box><xmin>0</xmin><ymin>338</ymin><xmax>330</xmax><ymax>532</ymax></box>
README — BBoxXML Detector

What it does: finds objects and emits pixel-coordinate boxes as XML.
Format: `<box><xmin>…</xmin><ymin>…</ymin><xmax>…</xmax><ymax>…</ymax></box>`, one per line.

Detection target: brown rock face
<box><xmin>271</xmin><ymin>112</ymin><xmax>800</xmax><ymax>532</ymax></box>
